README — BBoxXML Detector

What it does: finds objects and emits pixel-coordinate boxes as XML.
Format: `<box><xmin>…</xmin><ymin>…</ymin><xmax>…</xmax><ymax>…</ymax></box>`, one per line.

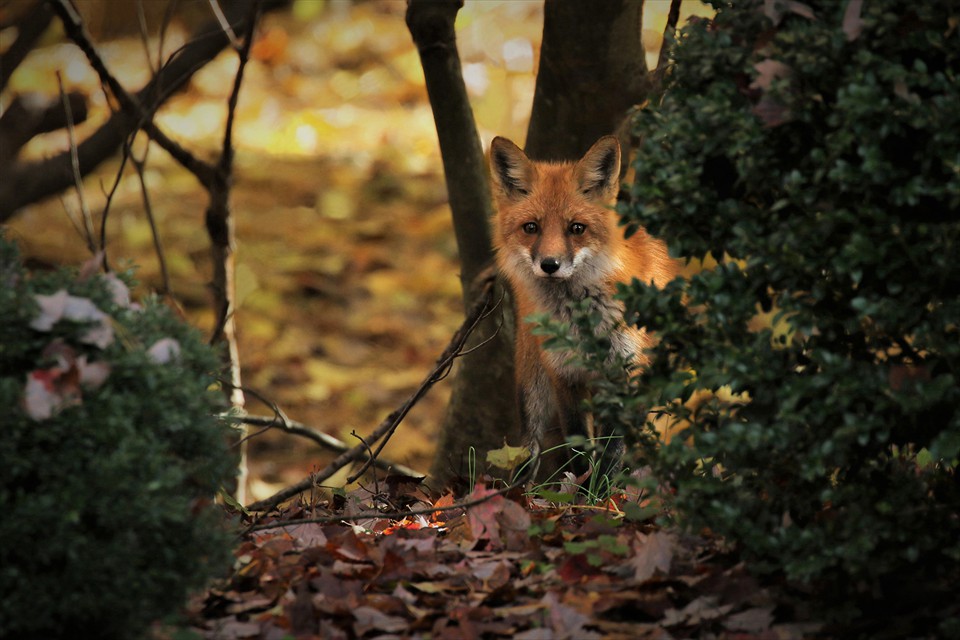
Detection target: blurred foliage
<box><xmin>602</xmin><ymin>0</ymin><xmax>960</xmax><ymax>633</ymax></box>
<box><xmin>0</xmin><ymin>234</ymin><xmax>236</xmax><ymax>639</ymax></box>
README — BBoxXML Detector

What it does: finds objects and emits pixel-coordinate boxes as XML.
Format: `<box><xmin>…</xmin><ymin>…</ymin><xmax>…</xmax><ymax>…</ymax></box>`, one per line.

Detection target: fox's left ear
<box><xmin>574</xmin><ymin>136</ymin><xmax>621</xmax><ymax>200</ymax></box>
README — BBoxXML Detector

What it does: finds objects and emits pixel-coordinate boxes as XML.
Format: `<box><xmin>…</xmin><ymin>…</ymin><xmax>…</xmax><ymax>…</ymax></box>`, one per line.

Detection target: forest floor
<box><xmin>181</xmin><ymin>480</ymin><xmax>821</xmax><ymax>640</ymax></box>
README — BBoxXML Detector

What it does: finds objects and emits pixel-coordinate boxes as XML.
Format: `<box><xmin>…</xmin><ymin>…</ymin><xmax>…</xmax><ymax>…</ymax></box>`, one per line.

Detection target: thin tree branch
<box><xmin>346</xmin><ymin>281</ymin><xmax>499</xmax><ymax>484</ymax></box>
<box><xmin>246</xmin><ymin>272</ymin><xmax>498</xmax><ymax>512</ymax></box>
<box><xmin>205</xmin><ymin>0</ymin><xmax>261</xmax><ymax>504</ymax></box>
<box><xmin>0</xmin><ymin>0</ymin><xmax>287</xmax><ymax>221</ymax></box>
<box><xmin>57</xmin><ymin>72</ymin><xmax>96</xmax><ymax>254</ymax></box>
<box><xmin>655</xmin><ymin>0</ymin><xmax>683</xmax><ymax>77</ymax></box>
<box><xmin>48</xmin><ymin>0</ymin><xmax>217</xmax><ymax>187</ymax></box>
<box><xmin>237</xmin><ymin>414</ymin><xmax>423</xmax><ymax>479</ymax></box>
<box><xmin>208</xmin><ymin>0</ymin><xmax>242</xmax><ymax>49</ymax></box>
<box><xmin>130</xmin><ymin>143</ymin><xmax>173</xmax><ymax>295</ymax></box>
<box><xmin>245</xmin><ymin>470</ymin><xmax>526</xmax><ymax>533</ymax></box>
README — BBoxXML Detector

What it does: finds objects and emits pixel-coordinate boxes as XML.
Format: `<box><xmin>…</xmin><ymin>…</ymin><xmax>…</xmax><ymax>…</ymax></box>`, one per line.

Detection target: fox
<box><xmin>489</xmin><ymin>135</ymin><xmax>678</xmax><ymax>480</ymax></box>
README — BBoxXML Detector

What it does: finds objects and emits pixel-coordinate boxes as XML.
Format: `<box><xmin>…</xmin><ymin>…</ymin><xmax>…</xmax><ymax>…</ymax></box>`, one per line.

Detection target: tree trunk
<box><xmin>406</xmin><ymin>0</ymin><xmax>520</xmax><ymax>489</ymax></box>
<box><xmin>525</xmin><ymin>0</ymin><xmax>656</xmax><ymax>162</ymax></box>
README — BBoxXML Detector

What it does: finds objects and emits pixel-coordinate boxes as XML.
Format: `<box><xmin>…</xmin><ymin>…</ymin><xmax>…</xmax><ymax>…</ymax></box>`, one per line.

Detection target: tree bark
<box><xmin>525</xmin><ymin>0</ymin><xmax>656</xmax><ymax>162</ymax></box>
<box><xmin>406</xmin><ymin>0</ymin><xmax>520</xmax><ymax>489</ymax></box>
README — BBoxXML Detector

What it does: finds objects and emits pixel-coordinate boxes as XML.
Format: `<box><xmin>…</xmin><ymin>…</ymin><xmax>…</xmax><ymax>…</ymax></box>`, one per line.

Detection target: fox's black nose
<box><xmin>540</xmin><ymin>257</ymin><xmax>561</xmax><ymax>274</ymax></box>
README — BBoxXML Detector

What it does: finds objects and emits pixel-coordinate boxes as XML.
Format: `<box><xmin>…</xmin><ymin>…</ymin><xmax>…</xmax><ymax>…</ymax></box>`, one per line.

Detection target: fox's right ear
<box><xmin>490</xmin><ymin>137</ymin><xmax>533</xmax><ymax>199</ymax></box>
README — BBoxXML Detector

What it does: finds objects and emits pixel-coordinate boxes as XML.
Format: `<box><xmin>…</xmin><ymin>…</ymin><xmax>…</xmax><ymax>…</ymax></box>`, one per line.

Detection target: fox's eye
<box><xmin>522</xmin><ymin>222</ymin><xmax>539</xmax><ymax>234</ymax></box>
<box><xmin>569</xmin><ymin>222</ymin><xmax>586</xmax><ymax>235</ymax></box>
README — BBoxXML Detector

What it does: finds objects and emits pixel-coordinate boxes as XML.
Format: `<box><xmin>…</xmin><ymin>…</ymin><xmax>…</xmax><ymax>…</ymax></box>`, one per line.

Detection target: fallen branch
<box><xmin>238</xmin><ymin>414</ymin><xmax>422</xmax><ymax>478</ymax></box>
<box><xmin>245</xmin><ymin>270</ymin><xmax>498</xmax><ymax>512</ymax></box>
<box><xmin>245</xmin><ymin>471</ymin><xmax>524</xmax><ymax>533</ymax></box>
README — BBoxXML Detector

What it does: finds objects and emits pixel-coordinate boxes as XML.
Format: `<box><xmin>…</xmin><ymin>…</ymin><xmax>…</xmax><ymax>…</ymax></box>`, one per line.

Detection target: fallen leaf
<box><xmin>466</xmin><ymin>485</ymin><xmax>531</xmax><ymax>550</ymax></box>
<box><xmin>352</xmin><ymin>605</ymin><xmax>409</xmax><ymax>635</ymax></box>
<box><xmin>30</xmin><ymin>289</ymin><xmax>69</xmax><ymax>331</ymax></box>
<box><xmin>723</xmin><ymin>606</ymin><xmax>775</xmax><ymax>633</ymax></box>
<box><xmin>76</xmin><ymin>355</ymin><xmax>111</xmax><ymax>388</ymax></box>
<box><xmin>23</xmin><ymin>369</ymin><xmax>74</xmax><ymax>420</ymax></box>
<box><xmin>31</xmin><ymin>289</ymin><xmax>115</xmax><ymax>348</ymax></box>
<box><xmin>102</xmin><ymin>272</ymin><xmax>131</xmax><ymax>308</ymax></box>
<box><xmin>842</xmin><ymin>0</ymin><xmax>864</xmax><ymax>42</ymax></box>
<box><xmin>762</xmin><ymin>0</ymin><xmax>816</xmax><ymax>26</ymax></box>
<box><xmin>22</xmin><ymin>341</ymin><xmax>111</xmax><ymax>420</ymax></box>
<box><xmin>750</xmin><ymin>59</ymin><xmax>792</xmax><ymax>92</ymax></box>
<box><xmin>486</xmin><ymin>443</ymin><xmax>532</xmax><ymax>471</ymax></box>
<box><xmin>662</xmin><ymin>596</ymin><xmax>734</xmax><ymax>627</ymax></box>
<box><xmin>542</xmin><ymin>590</ymin><xmax>601</xmax><ymax>640</ymax></box>
<box><xmin>147</xmin><ymin>337</ymin><xmax>182</xmax><ymax>364</ymax></box>
<box><xmin>752</xmin><ymin>95</ymin><xmax>792</xmax><ymax>128</ymax></box>
<box><xmin>628</xmin><ymin>531</ymin><xmax>674</xmax><ymax>582</ymax></box>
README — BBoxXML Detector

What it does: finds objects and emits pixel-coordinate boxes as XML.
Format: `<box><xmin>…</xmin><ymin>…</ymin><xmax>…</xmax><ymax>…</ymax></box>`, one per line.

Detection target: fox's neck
<box><xmin>530</xmin><ymin>278</ymin><xmax>623</xmax><ymax>330</ymax></box>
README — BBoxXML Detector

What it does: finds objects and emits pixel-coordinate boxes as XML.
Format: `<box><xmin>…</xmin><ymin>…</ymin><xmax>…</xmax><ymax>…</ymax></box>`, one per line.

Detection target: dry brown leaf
<box><xmin>628</xmin><ymin>530</ymin><xmax>675</xmax><ymax>582</ymax></box>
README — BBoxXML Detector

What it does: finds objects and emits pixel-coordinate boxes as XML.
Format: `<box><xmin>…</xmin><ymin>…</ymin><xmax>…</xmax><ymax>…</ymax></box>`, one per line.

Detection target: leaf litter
<box><xmin>187</xmin><ymin>480</ymin><xmax>818</xmax><ymax>640</ymax></box>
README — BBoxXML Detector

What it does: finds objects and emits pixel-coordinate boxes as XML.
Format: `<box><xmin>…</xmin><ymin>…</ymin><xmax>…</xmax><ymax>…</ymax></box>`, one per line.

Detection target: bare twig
<box><xmin>208</xmin><ymin>0</ymin><xmax>242</xmax><ymax>49</ymax></box>
<box><xmin>0</xmin><ymin>0</ymin><xmax>286</xmax><ymax>221</ymax></box>
<box><xmin>245</xmin><ymin>474</ymin><xmax>526</xmax><ymax>533</ymax></box>
<box><xmin>237</xmin><ymin>414</ymin><xmax>423</xmax><ymax>478</ymax></box>
<box><xmin>96</xmin><ymin>134</ymin><xmax>137</xmax><ymax>270</ymax></box>
<box><xmin>205</xmin><ymin>0</ymin><xmax>261</xmax><ymax>504</ymax></box>
<box><xmin>129</xmin><ymin>143</ymin><xmax>173</xmax><ymax>295</ymax></box>
<box><xmin>346</xmin><ymin>282</ymin><xmax>499</xmax><ymax>483</ymax></box>
<box><xmin>655</xmin><ymin>0</ymin><xmax>683</xmax><ymax>77</ymax></box>
<box><xmin>245</xmin><ymin>273</ymin><xmax>498</xmax><ymax>513</ymax></box>
<box><xmin>57</xmin><ymin>72</ymin><xmax>96</xmax><ymax>254</ymax></box>
<box><xmin>48</xmin><ymin>0</ymin><xmax>217</xmax><ymax>187</ymax></box>
<box><xmin>135</xmin><ymin>0</ymin><xmax>158</xmax><ymax>74</ymax></box>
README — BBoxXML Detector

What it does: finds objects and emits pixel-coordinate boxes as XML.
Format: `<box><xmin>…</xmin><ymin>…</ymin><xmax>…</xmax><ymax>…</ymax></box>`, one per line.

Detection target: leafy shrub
<box><xmin>609</xmin><ymin>0</ymin><xmax>959</xmax><ymax>632</ymax></box>
<box><xmin>0</xmin><ymin>235</ymin><xmax>237</xmax><ymax>639</ymax></box>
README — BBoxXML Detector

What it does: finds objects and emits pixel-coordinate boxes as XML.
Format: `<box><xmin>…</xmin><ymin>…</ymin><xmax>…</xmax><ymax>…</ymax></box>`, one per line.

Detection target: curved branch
<box><xmin>0</xmin><ymin>2</ymin><xmax>53</xmax><ymax>94</ymax></box>
<box><xmin>246</xmin><ymin>272</ymin><xmax>497</xmax><ymax>512</ymax></box>
<box><xmin>0</xmin><ymin>0</ymin><xmax>287</xmax><ymax>222</ymax></box>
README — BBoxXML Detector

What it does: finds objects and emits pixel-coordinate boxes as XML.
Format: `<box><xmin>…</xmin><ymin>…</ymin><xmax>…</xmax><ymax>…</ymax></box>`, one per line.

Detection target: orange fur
<box><xmin>489</xmin><ymin>135</ymin><xmax>678</xmax><ymax>474</ymax></box>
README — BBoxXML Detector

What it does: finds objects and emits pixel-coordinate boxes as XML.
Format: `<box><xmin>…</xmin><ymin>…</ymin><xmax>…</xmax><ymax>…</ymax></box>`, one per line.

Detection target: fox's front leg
<box><xmin>516</xmin><ymin>362</ymin><xmax>555</xmax><ymax>481</ymax></box>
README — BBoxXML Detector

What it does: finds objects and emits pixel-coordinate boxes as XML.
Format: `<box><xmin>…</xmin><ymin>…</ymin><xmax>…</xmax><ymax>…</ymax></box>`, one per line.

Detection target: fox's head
<box><xmin>490</xmin><ymin>136</ymin><xmax>622</xmax><ymax>290</ymax></box>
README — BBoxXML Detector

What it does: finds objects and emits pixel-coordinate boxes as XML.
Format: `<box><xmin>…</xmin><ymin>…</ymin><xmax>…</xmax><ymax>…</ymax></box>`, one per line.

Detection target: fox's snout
<box><xmin>539</xmin><ymin>256</ymin><xmax>561</xmax><ymax>275</ymax></box>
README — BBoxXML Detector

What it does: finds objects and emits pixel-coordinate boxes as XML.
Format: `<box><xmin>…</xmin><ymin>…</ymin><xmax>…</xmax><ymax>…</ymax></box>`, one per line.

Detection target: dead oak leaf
<box><xmin>662</xmin><ymin>595</ymin><xmax>734</xmax><ymax>628</ymax></box>
<box><xmin>466</xmin><ymin>485</ymin><xmax>531</xmax><ymax>550</ymax></box>
<box><xmin>351</xmin><ymin>604</ymin><xmax>408</xmax><ymax>636</ymax></box>
<box><xmin>627</xmin><ymin>531</ymin><xmax>675</xmax><ymax>583</ymax></box>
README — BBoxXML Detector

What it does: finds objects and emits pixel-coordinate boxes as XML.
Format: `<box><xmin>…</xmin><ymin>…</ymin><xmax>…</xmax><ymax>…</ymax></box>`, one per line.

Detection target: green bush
<box><xmin>609</xmin><ymin>0</ymin><xmax>958</xmax><ymax>632</ymax></box>
<box><xmin>0</xmin><ymin>236</ymin><xmax>237</xmax><ymax>639</ymax></box>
